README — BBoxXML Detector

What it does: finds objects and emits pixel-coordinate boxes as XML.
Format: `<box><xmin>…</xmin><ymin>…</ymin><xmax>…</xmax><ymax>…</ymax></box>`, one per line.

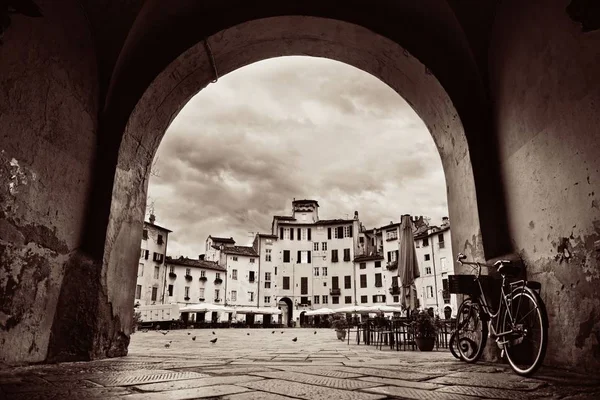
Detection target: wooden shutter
<box><xmin>348</xmin><ymin>225</ymin><xmax>353</xmax><ymax>237</ymax></box>
<box><xmin>297</xmin><ymin>228</ymin><xmax>301</xmax><ymax>241</ymax></box>
<box><xmin>280</xmin><ymin>227</ymin><xmax>284</xmax><ymax>239</ymax></box>
<box><xmin>290</xmin><ymin>228</ymin><xmax>294</xmax><ymax>240</ymax></box>
<box><xmin>328</xmin><ymin>228</ymin><xmax>331</xmax><ymax>239</ymax></box>
<box><xmin>307</xmin><ymin>251</ymin><xmax>311</xmax><ymax>263</ymax></box>
<box><xmin>337</xmin><ymin>226</ymin><xmax>344</xmax><ymax>238</ymax></box>
<box><xmin>332</xmin><ymin>276</ymin><xmax>339</xmax><ymax>289</ymax></box>
<box><xmin>301</xmin><ymin>277</ymin><xmax>308</xmax><ymax>295</ymax></box>
<box><xmin>297</xmin><ymin>250</ymin><xmax>301</xmax><ymax>263</ymax></box>
<box><xmin>387</xmin><ymin>251</ymin><xmax>391</xmax><ymax>262</ymax></box>
<box><xmin>395</xmin><ymin>250</ymin><xmax>399</xmax><ymax>261</ymax></box>
<box><xmin>308</xmin><ymin>228</ymin><xmax>311</xmax><ymax>241</ymax></box>
<box><xmin>344</xmin><ymin>275</ymin><xmax>351</xmax><ymax>289</ymax></box>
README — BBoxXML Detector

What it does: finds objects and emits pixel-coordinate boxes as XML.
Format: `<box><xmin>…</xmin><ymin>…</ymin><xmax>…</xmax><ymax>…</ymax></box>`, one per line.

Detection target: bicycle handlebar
<box><xmin>455</xmin><ymin>253</ymin><xmax>495</xmax><ymax>278</ymax></box>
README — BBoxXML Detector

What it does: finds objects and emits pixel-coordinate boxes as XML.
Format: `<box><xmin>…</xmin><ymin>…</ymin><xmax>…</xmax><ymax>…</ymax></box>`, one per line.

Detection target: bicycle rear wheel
<box><xmin>455</xmin><ymin>298</ymin><xmax>487</xmax><ymax>363</ymax></box>
<box><xmin>449</xmin><ymin>331</ymin><xmax>462</xmax><ymax>360</ymax></box>
<box><xmin>502</xmin><ymin>287</ymin><xmax>548</xmax><ymax>376</ymax></box>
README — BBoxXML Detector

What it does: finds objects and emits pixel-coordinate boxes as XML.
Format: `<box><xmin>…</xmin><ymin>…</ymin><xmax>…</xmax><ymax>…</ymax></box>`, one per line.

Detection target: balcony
<box><xmin>199</xmin><ymin>276</ymin><xmax>207</xmax><ymax>282</ymax></box>
<box><xmin>439</xmin><ymin>241</ymin><xmax>446</xmax><ymax>249</ymax></box>
<box><xmin>329</xmin><ymin>288</ymin><xmax>341</xmax><ymax>296</ymax></box>
<box><xmin>214</xmin><ymin>278</ymin><xmax>223</xmax><ymax>285</ymax></box>
<box><xmin>389</xmin><ymin>286</ymin><xmax>400</xmax><ymax>295</ymax></box>
<box><xmin>199</xmin><ymin>297</ymin><xmax>205</xmax><ymax>302</ymax></box>
<box><xmin>185</xmin><ymin>274</ymin><xmax>193</xmax><ymax>282</ymax></box>
<box><xmin>214</xmin><ymin>298</ymin><xmax>221</xmax><ymax>303</ymax></box>
<box><xmin>168</xmin><ymin>272</ymin><xmax>177</xmax><ymax>279</ymax></box>
<box><xmin>386</xmin><ymin>261</ymin><xmax>398</xmax><ymax>271</ymax></box>
<box><xmin>184</xmin><ymin>296</ymin><xmax>190</xmax><ymax>301</ymax></box>
<box><xmin>442</xmin><ymin>289</ymin><xmax>451</xmax><ymax>301</ymax></box>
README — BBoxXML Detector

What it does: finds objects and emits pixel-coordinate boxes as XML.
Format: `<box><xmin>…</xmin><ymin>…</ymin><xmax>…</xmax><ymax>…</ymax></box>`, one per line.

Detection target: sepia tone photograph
<box><xmin>0</xmin><ymin>1</ymin><xmax>599</xmax><ymax>399</ymax></box>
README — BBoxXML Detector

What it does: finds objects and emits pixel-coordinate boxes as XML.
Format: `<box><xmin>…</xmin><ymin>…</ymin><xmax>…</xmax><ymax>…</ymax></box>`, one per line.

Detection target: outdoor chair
<box><xmin>374</xmin><ymin>319</ymin><xmax>394</xmax><ymax>350</ymax></box>
<box><xmin>347</xmin><ymin>322</ymin><xmax>364</xmax><ymax>345</ymax></box>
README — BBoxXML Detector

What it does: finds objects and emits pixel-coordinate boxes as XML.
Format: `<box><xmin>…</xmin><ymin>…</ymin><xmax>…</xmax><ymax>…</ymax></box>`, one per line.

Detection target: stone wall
<box><xmin>0</xmin><ymin>0</ymin><xmax>98</xmax><ymax>362</ymax></box>
<box><xmin>489</xmin><ymin>0</ymin><xmax>600</xmax><ymax>372</ymax></box>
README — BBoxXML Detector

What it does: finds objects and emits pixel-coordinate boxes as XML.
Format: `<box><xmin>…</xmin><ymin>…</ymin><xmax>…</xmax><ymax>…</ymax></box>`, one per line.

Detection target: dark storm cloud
<box><xmin>147</xmin><ymin>57</ymin><xmax>448</xmax><ymax>257</ymax></box>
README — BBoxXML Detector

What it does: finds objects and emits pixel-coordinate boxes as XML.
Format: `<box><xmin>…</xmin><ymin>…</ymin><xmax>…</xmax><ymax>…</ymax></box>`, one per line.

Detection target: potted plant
<box><xmin>214</xmin><ymin>277</ymin><xmax>223</xmax><ymax>285</ymax></box>
<box><xmin>185</xmin><ymin>274</ymin><xmax>193</xmax><ymax>282</ymax></box>
<box><xmin>412</xmin><ymin>310</ymin><xmax>439</xmax><ymax>351</ymax></box>
<box><xmin>199</xmin><ymin>276</ymin><xmax>207</xmax><ymax>282</ymax></box>
<box><xmin>169</xmin><ymin>272</ymin><xmax>177</xmax><ymax>279</ymax></box>
<box><xmin>331</xmin><ymin>315</ymin><xmax>348</xmax><ymax>341</ymax></box>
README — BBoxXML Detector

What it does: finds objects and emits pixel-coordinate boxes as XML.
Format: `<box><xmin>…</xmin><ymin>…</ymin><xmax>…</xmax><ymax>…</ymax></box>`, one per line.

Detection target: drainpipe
<box><xmin>257</xmin><ymin>237</ymin><xmax>261</xmax><ymax>309</ymax></box>
<box><xmin>161</xmin><ymin>232</ymin><xmax>169</xmax><ymax>304</ymax></box>
<box><xmin>431</xmin><ymin>230</ymin><xmax>440</xmax><ymax>314</ymax></box>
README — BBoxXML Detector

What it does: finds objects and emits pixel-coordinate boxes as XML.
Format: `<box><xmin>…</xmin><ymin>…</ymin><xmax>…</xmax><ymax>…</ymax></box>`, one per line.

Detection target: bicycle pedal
<box><xmin>500</xmin><ymin>349</ymin><xmax>505</xmax><ymax>358</ymax></box>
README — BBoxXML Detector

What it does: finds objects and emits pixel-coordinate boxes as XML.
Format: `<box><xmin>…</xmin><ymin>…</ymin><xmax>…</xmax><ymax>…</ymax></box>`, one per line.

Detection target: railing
<box><xmin>185</xmin><ymin>275</ymin><xmax>193</xmax><ymax>281</ymax></box>
<box><xmin>389</xmin><ymin>286</ymin><xmax>400</xmax><ymax>295</ymax></box>
<box><xmin>214</xmin><ymin>278</ymin><xmax>223</xmax><ymax>285</ymax></box>
<box><xmin>330</xmin><ymin>288</ymin><xmax>341</xmax><ymax>296</ymax></box>
<box><xmin>169</xmin><ymin>272</ymin><xmax>177</xmax><ymax>278</ymax></box>
<box><xmin>214</xmin><ymin>298</ymin><xmax>221</xmax><ymax>303</ymax></box>
<box><xmin>386</xmin><ymin>261</ymin><xmax>398</xmax><ymax>271</ymax></box>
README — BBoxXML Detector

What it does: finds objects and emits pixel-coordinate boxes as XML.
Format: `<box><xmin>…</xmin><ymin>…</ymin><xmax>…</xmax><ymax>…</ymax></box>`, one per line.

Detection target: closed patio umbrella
<box><xmin>398</xmin><ymin>214</ymin><xmax>420</xmax><ymax>314</ymax></box>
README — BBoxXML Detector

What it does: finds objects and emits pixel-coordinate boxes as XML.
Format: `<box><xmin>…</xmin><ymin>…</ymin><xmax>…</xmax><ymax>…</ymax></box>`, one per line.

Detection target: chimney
<box><xmin>199</xmin><ymin>254</ymin><xmax>205</xmax><ymax>260</ymax></box>
<box><xmin>354</xmin><ymin>211</ymin><xmax>359</xmax><ymax>220</ymax></box>
<box><xmin>149</xmin><ymin>213</ymin><xmax>155</xmax><ymax>224</ymax></box>
<box><xmin>442</xmin><ymin>216</ymin><xmax>449</xmax><ymax>227</ymax></box>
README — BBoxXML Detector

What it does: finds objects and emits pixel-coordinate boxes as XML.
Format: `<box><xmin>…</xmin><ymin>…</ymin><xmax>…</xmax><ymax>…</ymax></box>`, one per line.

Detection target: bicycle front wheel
<box><xmin>502</xmin><ymin>287</ymin><xmax>548</xmax><ymax>376</ymax></box>
<box><xmin>455</xmin><ymin>298</ymin><xmax>487</xmax><ymax>363</ymax></box>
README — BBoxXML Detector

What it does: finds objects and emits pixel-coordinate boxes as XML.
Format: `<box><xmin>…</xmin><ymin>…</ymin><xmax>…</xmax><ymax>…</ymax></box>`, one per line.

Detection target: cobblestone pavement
<box><xmin>1</xmin><ymin>328</ymin><xmax>599</xmax><ymax>399</ymax></box>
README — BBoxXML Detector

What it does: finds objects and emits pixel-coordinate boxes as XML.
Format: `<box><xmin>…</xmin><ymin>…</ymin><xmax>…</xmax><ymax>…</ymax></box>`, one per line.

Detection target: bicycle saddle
<box><xmin>494</xmin><ymin>260</ymin><xmax>519</xmax><ymax>276</ymax></box>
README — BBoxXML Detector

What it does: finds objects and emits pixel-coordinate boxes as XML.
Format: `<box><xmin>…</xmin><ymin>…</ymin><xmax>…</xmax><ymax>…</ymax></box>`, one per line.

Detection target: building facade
<box><xmin>134</xmin><ymin>216</ymin><xmax>171</xmax><ymax>306</ymax></box>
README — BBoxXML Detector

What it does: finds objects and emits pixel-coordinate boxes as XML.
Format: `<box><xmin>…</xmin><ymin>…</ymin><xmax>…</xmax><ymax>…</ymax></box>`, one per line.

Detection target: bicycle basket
<box><xmin>448</xmin><ymin>274</ymin><xmax>478</xmax><ymax>295</ymax></box>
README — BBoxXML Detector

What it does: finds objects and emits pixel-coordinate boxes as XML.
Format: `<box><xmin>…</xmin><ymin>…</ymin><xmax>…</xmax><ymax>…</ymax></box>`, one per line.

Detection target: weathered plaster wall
<box><xmin>490</xmin><ymin>0</ymin><xmax>600</xmax><ymax>372</ymax></box>
<box><xmin>0</xmin><ymin>1</ymin><xmax>98</xmax><ymax>362</ymax></box>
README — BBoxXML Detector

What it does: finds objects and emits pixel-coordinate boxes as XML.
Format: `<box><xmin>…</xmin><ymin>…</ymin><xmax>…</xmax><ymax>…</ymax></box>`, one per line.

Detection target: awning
<box><xmin>234</xmin><ymin>307</ymin><xmax>282</xmax><ymax>315</ymax></box>
<box><xmin>305</xmin><ymin>308</ymin><xmax>335</xmax><ymax>316</ymax></box>
<box><xmin>366</xmin><ymin>305</ymin><xmax>405</xmax><ymax>313</ymax></box>
<box><xmin>333</xmin><ymin>305</ymin><xmax>373</xmax><ymax>314</ymax></box>
<box><xmin>179</xmin><ymin>303</ymin><xmax>235</xmax><ymax>313</ymax></box>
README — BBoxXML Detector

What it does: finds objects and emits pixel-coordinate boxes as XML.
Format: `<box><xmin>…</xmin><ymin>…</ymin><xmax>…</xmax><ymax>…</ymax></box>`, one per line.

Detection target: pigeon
<box><xmin>142</xmin><ymin>329</ymin><xmax>149</xmax><ymax>333</ymax></box>
<box><xmin>292</xmin><ymin>337</ymin><xmax>298</xmax><ymax>342</ymax></box>
<box><xmin>187</xmin><ymin>332</ymin><xmax>191</xmax><ymax>335</ymax></box>
<box><xmin>210</xmin><ymin>338</ymin><xmax>218</xmax><ymax>344</ymax></box>
<box><xmin>160</xmin><ymin>330</ymin><xmax>169</xmax><ymax>335</ymax></box>
<box><xmin>247</xmin><ymin>333</ymin><xmax>250</xmax><ymax>336</ymax></box>
<box><xmin>281</xmin><ymin>331</ymin><xmax>284</xmax><ymax>334</ymax></box>
<box><xmin>164</xmin><ymin>343</ymin><xmax>170</xmax><ymax>348</ymax></box>
<box><xmin>192</xmin><ymin>336</ymin><xmax>196</xmax><ymax>341</ymax></box>
<box><xmin>272</xmin><ymin>331</ymin><xmax>275</xmax><ymax>334</ymax></box>
<box><xmin>212</xmin><ymin>331</ymin><xmax>216</xmax><ymax>335</ymax></box>
<box><xmin>314</xmin><ymin>331</ymin><xmax>317</xmax><ymax>335</ymax></box>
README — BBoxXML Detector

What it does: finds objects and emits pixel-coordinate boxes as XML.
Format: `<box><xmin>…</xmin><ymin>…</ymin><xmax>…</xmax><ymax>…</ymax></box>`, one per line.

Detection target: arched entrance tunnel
<box><xmin>0</xmin><ymin>1</ymin><xmax>598</xmax><ymax>372</ymax></box>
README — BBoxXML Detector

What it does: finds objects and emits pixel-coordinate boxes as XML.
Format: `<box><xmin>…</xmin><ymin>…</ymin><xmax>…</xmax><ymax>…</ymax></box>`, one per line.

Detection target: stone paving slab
<box><xmin>436</xmin><ymin>385</ymin><xmax>538</xmax><ymax>400</ymax></box>
<box><xmin>4</xmin><ymin>387</ymin><xmax>134</xmax><ymax>400</ymax></box>
<box><xmin>89</xmin><ymin>370</ymin><xmax>208</xmax><ymax>386</ymax></box>
<box><xmin>106</xmin><ymin>384</ymin><xmax>250</xmax><ymax>400</ymax></box>
<box><xmin>250</xmin><ymin>370</ymin><xmax>382</xmax><ymax>390</ymax></box>
<box><xmin>362</xmin><ymin>385</ymin><xmax>479</xmax><ymax>400</ymax></box>
<box><xmin>271</xmin><ymin>365</ymin><xmax>364</xmax><ymax>378</ymax></box>
<box><xmin>240</xmin><ymin>379</ymin><xmax>387</xmax><ymax>400</ymax></box>
<box><xmin>223</xmin><ymin>391</ymin><xmax>300</xmax><ymax>399</ymax></box>
<box><xmin>358</xmin><ymin>376</ymin><xmax>444</xmax><ymax>390</ymax></box>
<box><xmin>133</xmin><ymin>374</ymin><xmax>264</xmax><ymax>392</ymax></box>
<box><xmin>201</xmin><ymin>366</ymin><xmax>278</xmax><ymax>375</ymax></box>
<box><xmin>335</xmin><ymin>366</ymin><xmax>439</xmax><ymax>381</ymax></box>
<box><xmin>41</xmin><ymin>368</ymin><xmax>176</xmax><ymax>382</ymax></box>
<box><xmin>428</xmin><ymin>376</ymin><xmax>545</xmax><ymax>391</ymax></box>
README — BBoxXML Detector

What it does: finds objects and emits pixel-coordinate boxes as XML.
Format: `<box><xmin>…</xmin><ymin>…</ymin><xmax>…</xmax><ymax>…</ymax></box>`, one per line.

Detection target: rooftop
<box><xmin>208</xmin><ymin>236</ymin><xmax>236</xmax><ymax>244</ymax></box>
<box><xmin>222</xmin><ymin>245</ymin><xmax>259</xmax><ymax>257</ymax></box>
<box><xmin>165</xmin><ymin>256</ymin><xmax>226</xmax><ymax>271</ymax></box>
<box><xmin>292</xmin><ymin>199</ymin><xmax>319</xmax><ymax>207</ymax></box>
<box><xmin>143</xmin><ymin>221</ymin><xmax>172</xmax><ymax>233</ymax></box>
<box><xmin>353</xmin><ymin>254</ymin><xmax>385</xmax><ymax>262</ymax></box>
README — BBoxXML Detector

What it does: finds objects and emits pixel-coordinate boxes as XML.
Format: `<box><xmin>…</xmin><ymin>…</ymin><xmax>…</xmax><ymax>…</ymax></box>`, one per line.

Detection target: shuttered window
<box><xmin>301</xmin><ymin>277</ymin><xmax>308</xmax><ymax>295</ymax></box>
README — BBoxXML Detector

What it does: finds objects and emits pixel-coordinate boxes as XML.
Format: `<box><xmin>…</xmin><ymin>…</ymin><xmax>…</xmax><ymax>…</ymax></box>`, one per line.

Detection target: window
<box><xmin>360</xmin><ymin>274</ymin><xmax>367</xmax><ymax>288</ymax></box>
<box><xmin>232</xmin><ymin>269</ymin><xmax>238</xmax><ymax>280</ymax></box>
<box><xmin>157</xmin><ymin>234</ymin><xmax>164</xmax><ymax>245</ymax></box>
<box><xmin>373</xmin><ymin>295</ymin><xmax>386</xmax><ymax>303</ymax></box>
<box><xmin>322</xmin><ymin>295</ymin><xmax>328</xmax><ymax>304</ymax></box>
<box><xmin>375</xmin><ymin>273</ymin><xmax>382</xmax><ymax>287</ymax></box>
<box><xmin>438</xmin><ymin>233</ymin><xmax>445</xmax><ymax>243</ymax></box>
<box><xmin>144</xmin><ymin>250</ymin><xmax>149</xmax><ymax>260</ymax></box>
<box><xmin>232</xmin><ymin>256</ymin><xmax>238</xmax><ymax>261</ymax></box>
<box><xmin>138</xmin><ymin>263</ymin><xmax>144</xmax><ymax>277</ymax></box>
<box><xmin>265</xmin><ymin>272</ymin><xmax>271</xmax><ymax>281</ymax></box>
<box><xmin>231</xmin><ymin>290</ymin><xmax>237</xmax><ymax>301</ymax></box>
<box><xmin>332</xmin><ymin>296</ymin><xmax>340</xmax><ymax>304</ymax></box>
<box><xmin>375</xmin><ymin>261</ymin><xmax>381</xmax><ymax>268</ymax></box>
<box><xmin>265</xmin><ymin>249</ymin><xmax>272</xmax><ymax>261</ymax></box>
<box><xmin>199</xmin><ymin>288</ymin><xmax>205</xmax><ymax>298</ymax></box>
<box><xmin>440</xmin><ymin>257</ymin><xmax>448</xmax><ymax>271</ymax></box>
<box><xmin>301</xmin><ymin>228</ymin><xmax>307</xmax><ymax>240</ymax></box>
<box><xmin>308</xmin><ymin>228</ymin><xmax>312</xmax><ymax>240</ymax></box>
<box><xmin>201</xmin><ymin>270</ymin><xmax>206</xmax><ymax>278</ymax></box>
<box><xmin>153</xmin><ymin>252</ymin><xmax>164</xmax><ymax>262</ymax></box>
<box><xmin>301</xmin><ymin>277</ymin><xmax>308</xmax><ymax>295</ymax></box>
<box><xmin>264</xmin><ymin>296</ymin><xmax>271</xmax><ymax>304</ymax></box>
<box><xmin>345</xmin><ymin>296</ymin><xmax>352</xmax><ymax>304</ymax></box>
<box><xmin>135</xmin><ymin>285</ymin><xmax>142</xmax><ymax>299</ymax></box>
<box><xmin>300</xmin><ymin>296</ymin><xmax>309</xmax><ymax>305</ymax></box>
<box><xmin>322</xmin><ymin>267</ymin><xmax>328</xmax><ymax>276</ymax></box>
<box><xmin>337</xmin><ymin>226</ymin><xmax>344</xmax><ymax>239</ymax></box>
<box><xmin>249</xmin><ymin>271</ymin><xmax>255</xmax><ymax>282</ymax></box>
<box><xmin>425</xmin><ymin>267</ymin><xmax>432</xmax><ymax>275</ymax></box>
<box><xmin>265</xmin><ymin>281</ymin><xmax>271</xmax><ymax>289</ymax></box>
<box><xmin>151</xmin><ymin>287</ymin><xmax>158</xmax><ymax>301</ymax></box>
<box><xmin>314</xmin><ymin>295</ymin><xmax>320</xmax><ymax>304</ymax></box>
<box><xmin>393</xmin><ymin>295</ymin><xmax>400</xmax><ymax>303</ymax></box>
<box><xmin>266</xmin><ymin>238</ymin><xmax>273</xmax><ymax>245</ymax></box>
<box><xmin>283</xmin><ymin>276</ymin><xmax>290</xmax><ymax>290</ymax></box>
<box><xmin>322</xmin><ymin>242</ymin><xmax>327</xmax><ymax>251</ymax></box>
<box><xmin>386</xmin><ymin>229</ymin><xmax>398</xmax><ymax>241</ymax></box>
<box><xmin>332</xmin><ymin>276</ymin><xmax>339</xmax><ymax>289</ymax></box>
<box><xmin>313</xmin><ymin>242</ymin><xmax>319</xmax><ymax>251</ymax></box>
<box><xmin>283</xmin><ymin>250</ymin><xmax>290</xmax><ymax>263</ymax></box>
<box><xmin>334</xmin><ymin>227</ymin><xmax>339</xmax><ymax>239</ymax></box>
<box><xmin>283</xmin><ymin>228</ymin><xmax>290</xmax><ymax>240</ymax></box>
<box><xmin>168</xmin><ymin>284</ymin><xmax>173</xmax><ymax>296</ymax></box>
<box><xmin>216</xmin><ymin>272</ymin><xmax>221</xmax><ymax>279</ymax></box>
<box><xmin>169</xmin><ymin>265</ymin><xmax>175</xmax><ymax>274</ymax></box>
<box><xmin>314</xmin><ymin>267</ymin><xmax>320</xmax><ymax>276</ymax></box>
<box><xmin>250</xmin><ymin>258</ymin><xmax>255</xmax><ymax>263</ymax></box>
<box><xmin>343</xmin><ymin>248</ymin><xmax>351</xmax><ymax>262</ymax></box>
<box><xmin>154</xmin><ymin>266</ymin><xmax>160</xmax><ymax>279</ymax></box>
<box><xmin>344</xmin><ymin>225</ymin><xmax>353</xmax><ymax>237</ymax></box>
<box><xmin>424</xmin><ymin>254</ymin><xmax>430</xmax><ymax>261</ymax></box>
<box><xmin>331</xmin><ymin>249</ymin><xmax>339</xmax><ymax>262</ymax></box>
<box><xmin>344</xmin><ymin>275</ymin><xmax>351</xmax><ymax>289</ymax></box>
<box><xmin>185</xmin><ymin>268</ymin><xmax>191</xmax><ymax>276</ymax></box>
<box><xmin>323</xmin><ymin>282</ymin><xmax>327</xmax><ymax>286</ymax></box>
<box><xmin>274</xmin><ymin>266</ymin><xmax>277</xmax><ymax>275</ymax></box>
<box><xmin>184</xmin><ymin>286</ymin><xmax>190</xmax><ymax>298</ymax></box>
<box><xmin>290</xmin><ymin>228</ymin><xmax>294</xmax><ymax>240</ymax></box>
<box><xmin>297</xmin><ymin>250</ymin><xmax>312</xmax><ymax>264</ymax></box>
<box><xmin>427</xmin><ymin>286</ymin><xmax>434</xmax><ymax>298</ymax></box>
<box><xmin>361</xmin><ymin>295</ymin><xmax>368</xmax><ymax>303</ymax></box>
<box><xmin>248</xmin><ymin>292</ymin><xmax>254</xmax><ymax>302</ymax></box>
<box><xmin>423</xmin><ymin>237</ymin><xmax>429</xmax><ymax>247</ymax></box>
<box><xmin>140</xmin><ymin>248</ymin><xmax>145</xmax><ymax>259</ymax></box>
<box><xmin>142</xmin><ymin>229</ymin><xmax>148</xmax><ymax>240</ymax></box>
<box><xmin>215</xmin><ymin>289</ymin><xmax>220</xmax><ymax>300</ymax></box>
<box><xmin>387</xmin><ymin>250</ymin><xmax>398</xmax><ymax>263</ymax></box>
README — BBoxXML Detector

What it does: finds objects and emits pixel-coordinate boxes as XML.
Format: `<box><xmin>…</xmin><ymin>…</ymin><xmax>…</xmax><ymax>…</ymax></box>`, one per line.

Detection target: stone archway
<box><xmin>278</xmin><ymin>297</ymin><xmax>293</xmax><ymax>327</ymax></box>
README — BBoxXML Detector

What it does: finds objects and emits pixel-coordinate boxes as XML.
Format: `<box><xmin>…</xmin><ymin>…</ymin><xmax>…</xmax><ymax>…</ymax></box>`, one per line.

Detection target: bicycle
<box><xmin>449</xmin><ymin>253</ymin><xmax>548</xmax><ymax>376</ymax></box>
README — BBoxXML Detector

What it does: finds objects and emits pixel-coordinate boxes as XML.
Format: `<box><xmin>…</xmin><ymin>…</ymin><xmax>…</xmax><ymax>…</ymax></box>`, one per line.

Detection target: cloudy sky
<box><xmin>147</xmin><ymin>56</ymin><xmax>448</xmax><ymax>258</ymax></box>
